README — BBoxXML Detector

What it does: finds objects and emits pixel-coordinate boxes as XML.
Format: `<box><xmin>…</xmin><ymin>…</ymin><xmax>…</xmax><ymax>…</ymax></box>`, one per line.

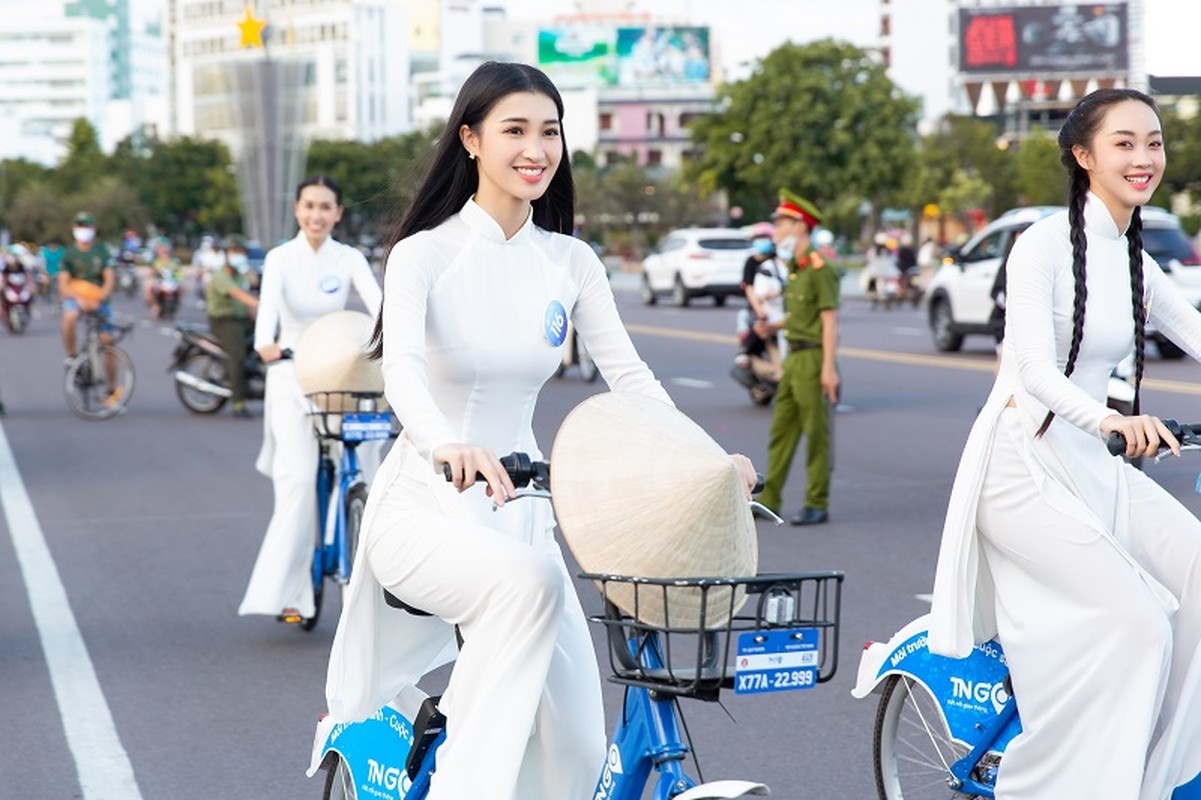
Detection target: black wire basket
<box><xmin>305</xmin><ymin>390</ymin><xmax>397</xmax><ymax>443</ymax></box>
<box><xmin>580</xmin><ymin>571</ymin><xmax>843</xmax><ymax>701</ymax></box>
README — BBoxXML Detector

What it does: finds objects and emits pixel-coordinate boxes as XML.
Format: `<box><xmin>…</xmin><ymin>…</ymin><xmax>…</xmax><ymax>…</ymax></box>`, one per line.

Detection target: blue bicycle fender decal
<box><xmin>321</xmin><ymin>707</ymin><xmax>416</xmax><ymax>799</ymax></box>
<box><xmin>876</xmin><ymin>631</ymin><xmax>1021</xmax><ymax>753</ymax></box>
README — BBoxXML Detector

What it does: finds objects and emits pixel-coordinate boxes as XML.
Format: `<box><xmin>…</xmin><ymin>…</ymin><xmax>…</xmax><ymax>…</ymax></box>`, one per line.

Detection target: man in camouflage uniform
<box><xmin>756</xmin><ymin>190</ymin><xmax>840</xmax><ymax>525</ymax></box>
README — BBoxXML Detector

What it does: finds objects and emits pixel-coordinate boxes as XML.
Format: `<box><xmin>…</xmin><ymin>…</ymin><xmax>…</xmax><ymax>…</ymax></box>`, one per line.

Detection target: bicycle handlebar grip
<box><xmin>441</xmin><ymin>452</ymin><xmax>540</xmax><ymax>487</ymax></box>
<box><xmin>752</xmin><ymin>473</ymin><xmax>765</xmax><ymax>495</ymax></box>
<box><xmin>1106</xmin><ymin>418</ymin><xmax>1182</xmax><ymax>456</ymax></box>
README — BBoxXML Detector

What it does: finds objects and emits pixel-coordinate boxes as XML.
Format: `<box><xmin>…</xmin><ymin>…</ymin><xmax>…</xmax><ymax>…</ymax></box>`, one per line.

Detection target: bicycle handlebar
<box><xmin>1106</xmin><ymin>419</ymin><xmax>1201</xmax><ymax>456</ymax></box>
<box><xmin>441</xmin><ymin>453</ymin><xmax>766</xmax><ymax>496</ymax></box>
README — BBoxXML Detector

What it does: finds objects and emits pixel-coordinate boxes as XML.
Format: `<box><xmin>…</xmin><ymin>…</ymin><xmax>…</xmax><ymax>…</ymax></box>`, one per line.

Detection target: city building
<box><xmin>169</xmin><ymin>0</ymin><xmax>411</xmax><ymax>149</ymax></box>
<box><xmin>0</xmin><ymin>13</ymin><xmax>111</xmax><ymax>163</ymax></box>
<box><xmin>880</xmin><ymin>0</ymin><xmax>1149</xmax><ymax>137</ymax></box>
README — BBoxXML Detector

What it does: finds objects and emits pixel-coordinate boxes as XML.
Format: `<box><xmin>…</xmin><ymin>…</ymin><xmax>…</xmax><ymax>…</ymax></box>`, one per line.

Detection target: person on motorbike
<box><xmin>205</xmin><ymin>244</ymin><xmax>260</xmax><ymax>417</ymax></box>
<box><xmin>144</xmin><ymin>237</ymin><xmax>183</xmax><ymax>318</ymax></box>
<box><xmin>731</xmin><ymin>236</ymin><xmax>785</xmax><ymax>388</ymax></box>
<box><xmin>191</xmin><ymin>235</ymin><xmax>225</xmax><ymax>305</ymax></box>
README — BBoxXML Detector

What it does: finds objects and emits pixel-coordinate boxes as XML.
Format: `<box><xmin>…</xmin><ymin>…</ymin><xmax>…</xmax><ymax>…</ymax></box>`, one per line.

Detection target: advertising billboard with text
<box><xmin>538</xmin><ymin>25</ymin><xmax>711</xmax><ymax>88</ymax></box>
<box><xmin>959</xmin><ymin>3</ymin><xmax>1128</xmax><ymax>76</ymax></box>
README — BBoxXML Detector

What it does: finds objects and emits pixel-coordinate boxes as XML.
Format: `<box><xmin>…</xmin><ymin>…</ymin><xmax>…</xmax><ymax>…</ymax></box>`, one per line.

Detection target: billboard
<box><xmin>959</xmin><ymin>3</ymin><xmax>1128</xmax><ymax>76</ymax></box>
<box><xmin>538</xmin><ymin>25</ymin><xmax>711</xmax><ymax>88</ymax></box>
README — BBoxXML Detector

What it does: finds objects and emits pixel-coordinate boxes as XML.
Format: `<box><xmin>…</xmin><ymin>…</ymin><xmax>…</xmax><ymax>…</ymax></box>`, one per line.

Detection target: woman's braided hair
<box><xmin>1035</xmin><ymin>88</ymin><xmax>1156</xmax><ymax>437</ymax></box>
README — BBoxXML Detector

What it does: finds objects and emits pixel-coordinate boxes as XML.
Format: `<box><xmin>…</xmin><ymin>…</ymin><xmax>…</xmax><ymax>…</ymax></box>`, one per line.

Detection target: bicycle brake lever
<box><xmin>750</xmin><ymin>501</ymin><xmax>784</xmax><ymax>526</ymax></box>
<box><xmin>491</xmin><ymin>488</ymin><xmax>552</xmax><ymax>511</ymax></box>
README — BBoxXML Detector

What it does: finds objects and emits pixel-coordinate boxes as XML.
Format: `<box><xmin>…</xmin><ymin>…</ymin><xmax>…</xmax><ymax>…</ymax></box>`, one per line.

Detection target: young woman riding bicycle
<box><xmin>320</xmin><ymin>61</ymin><xmax>755</xmax><ymax>800</ymax></box>
<box><xmin>928</xmin><ymin>89</ymin><xmax>1201</xmax><ymax>799</ymax></box>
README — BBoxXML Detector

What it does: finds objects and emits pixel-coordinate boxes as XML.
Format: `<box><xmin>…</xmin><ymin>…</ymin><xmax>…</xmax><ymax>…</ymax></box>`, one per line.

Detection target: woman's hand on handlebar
<box><xmin>434</xmin><ymin>443</ymin><xmax>518</xmax><ymax>506</ymax></box>
<box><xmin>728</xmin><ymin>453</ymin><xmax>758</xmax><ymax>500</ymax></box>
<box><xmin>1100</xmin><ymin>413</ymin><xmax>1180</xmax><ymax>459</ymax></box>
<box><xmin>257</xmin><ymin>343</ymin><xmax>284</xmax><ymax>363</ymax></box>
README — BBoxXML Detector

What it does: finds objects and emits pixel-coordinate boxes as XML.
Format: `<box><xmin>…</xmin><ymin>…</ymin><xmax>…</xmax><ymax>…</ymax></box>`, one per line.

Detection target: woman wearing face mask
<box><xmin>204</xmin><ymin>242</ymin><xmax>259</xmax><ymax>417</ymax></box>
<box><xmin>321</xmin><ymin>62</ymin><xmax>756</xmax><ymax>799</ymax></box>
<box><xmin>238</xmin><ymin>175</ymin><xmax>382</xmax><ymax>623</ymax></box>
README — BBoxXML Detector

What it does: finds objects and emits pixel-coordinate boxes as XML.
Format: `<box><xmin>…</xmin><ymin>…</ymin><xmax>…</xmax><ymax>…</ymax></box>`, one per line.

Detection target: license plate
<box><xmin>341</xmin><ymin>412</ymin><xmax>393</xmax><ymax>441</ymax></box>
<box><xmin>734</xmin><ymin>628</ymin><xmax>819</xmax><ymax>694</ymax></box>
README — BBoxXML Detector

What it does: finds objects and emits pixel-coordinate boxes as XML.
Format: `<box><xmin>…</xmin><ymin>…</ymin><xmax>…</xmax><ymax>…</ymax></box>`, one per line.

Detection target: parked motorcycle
<box><xmin>1</xmin><ymin>269</ymin><xmax>34</xmax><ymax>334</ymax></box>
<box><xmin>171</xmin><ymin>322</ymin><xmax>265</xmax><ymax>414</ymax></box>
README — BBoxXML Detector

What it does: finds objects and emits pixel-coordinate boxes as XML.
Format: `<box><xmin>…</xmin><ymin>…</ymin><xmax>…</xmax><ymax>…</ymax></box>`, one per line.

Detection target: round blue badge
<box><xmin>544</xmin><ymin>300</ymin><xmax>568</xmax><ymax>347</ymax></box>
<box><xmin>318</xmin><ymin>273</ymin><xmax>342</xmax><ymax>294</ymax></box>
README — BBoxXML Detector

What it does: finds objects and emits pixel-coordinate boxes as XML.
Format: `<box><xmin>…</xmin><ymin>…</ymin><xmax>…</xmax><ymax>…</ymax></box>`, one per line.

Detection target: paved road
<box><xmin>2</xmin><ymin>285</ymin><xmax>1199</xmax><ymax>799</ymax></box>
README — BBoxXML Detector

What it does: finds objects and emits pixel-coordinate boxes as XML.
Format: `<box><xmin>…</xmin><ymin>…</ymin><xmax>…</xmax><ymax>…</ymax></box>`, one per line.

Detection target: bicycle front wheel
<box><xmin>322</xmin><ymin>755</ymin><xmax>355</xmax><ymax>799</ymax></box>
<box><xmin>874</xmin><ymin>675</ymin><xmax>980</xmax><ymax>800</ymax></box>
<box><xmin>342</xmin><ymin>482</ymin><xmax>368</xmax><ymax>586</ymax></box>
<box><xmin>64</xmin><ymin>346</ymin><xmax>135</xmax><ymax>420</ymax></box>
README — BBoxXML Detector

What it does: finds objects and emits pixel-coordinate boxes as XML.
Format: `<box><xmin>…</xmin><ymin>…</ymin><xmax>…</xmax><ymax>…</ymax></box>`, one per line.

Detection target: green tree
<box><xmin>0</xmin><ymin>158</ymin><xmax>53</xmax><ymax>232</ymax></box>
<box><xmin>1012</xmin><ymin>127</ymin><xmax>1064</xmax><ymax>207</ymax></box>
<box><xmin>138</xmin><ymin>136</ymin><xmax>240</xmax><ymax>236</ymax></box>
<box><xmin>1162</xmin><ymin>107</ymin><xmax>1201</xmax><ymax>210</ymax></box>
<box><xmin>69</xmin><ymin>176</ymin><xmax>148</xmax><ymax>237</ymax></box>
<box><xmin>56</xmin><ymin>118</ymin><xmax>107</xmax><ymax>197</ymax></box>
<box><xmin>682</xmin><ymin>39</ymin><xmax>920</xmax><ymax>233</ymax></box>
<box><xmin>8</xmin><ymin>181</ymin><xmax>67</xmax><ymax>242</ymax></box>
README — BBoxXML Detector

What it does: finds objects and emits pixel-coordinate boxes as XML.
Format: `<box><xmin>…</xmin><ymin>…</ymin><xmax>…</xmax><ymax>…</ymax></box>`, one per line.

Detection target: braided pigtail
<box><xmin>1035</xmin><ymin>167</ymin><xmax>1090</xmax><ymax>437</ymax></box>
<box><xmin>1127</xmin><ymin>205</ymin><xmax>1146</xmax><ymax>415</ymax></box>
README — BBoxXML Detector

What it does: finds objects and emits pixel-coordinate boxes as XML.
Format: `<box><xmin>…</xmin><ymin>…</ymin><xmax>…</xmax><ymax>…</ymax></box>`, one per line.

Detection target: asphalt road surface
<box><xmin>2</xmin><ymin>281</ymin><xmax>1200</xmax><ymax>799</ymax></box>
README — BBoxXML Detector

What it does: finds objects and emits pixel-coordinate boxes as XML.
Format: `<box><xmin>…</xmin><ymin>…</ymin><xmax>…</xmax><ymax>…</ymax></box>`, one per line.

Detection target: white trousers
<box><xmin>979</xmin><ymin>411</ymin><xmax>1201</xmax><ymax>799</ymax></box>
<box><xmin>239</xmin><ymin>368</ymin><xmax>319</xmax><ymax>617</ymax></box>
<box><xmin>366</xmin><ymin>479</ymin><xmax>606</xmax><ymax>800</ymax></box>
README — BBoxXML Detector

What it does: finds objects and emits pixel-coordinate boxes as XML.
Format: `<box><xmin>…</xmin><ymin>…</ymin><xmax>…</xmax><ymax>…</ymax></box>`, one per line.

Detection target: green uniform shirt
<box><xmin>782</xmin><ymin>249</ymin><xmax>840</xmax><ymax>344</ymax></box>
<box><xmin>61</xmin><ymin>243</ymin><xmax>113</xmax><ymax>286</ymax></box>
<box><xmin>206</xmin><ymin>269</ymin><xmax>250</xmax><ymax>319</ymax></box>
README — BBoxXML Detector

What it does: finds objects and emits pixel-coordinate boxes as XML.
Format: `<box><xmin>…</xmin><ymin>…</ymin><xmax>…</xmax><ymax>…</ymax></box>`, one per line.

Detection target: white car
<box><xmin>925</xmin><ymin>205</ymin><xmax>1201</xmax><ymax>358</ymax></box>
<box><xmin>640</xmin><ymin>228</ymin><xmax>753</xmax><ymax>307</ymax></box>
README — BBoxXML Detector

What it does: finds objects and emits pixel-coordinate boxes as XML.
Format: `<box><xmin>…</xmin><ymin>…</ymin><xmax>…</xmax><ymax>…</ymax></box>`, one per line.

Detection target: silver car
<box><xmin>640</xmin><ymin>228</ymin><xmax>753</xmax><ymax>307</ymax></box>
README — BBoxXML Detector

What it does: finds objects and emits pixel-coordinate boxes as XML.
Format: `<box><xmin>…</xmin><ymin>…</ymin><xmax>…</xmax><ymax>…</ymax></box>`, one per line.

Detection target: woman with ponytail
<box><xmin>928</xmin><ymin>89</ymin><xmax>1201</xmax><ymax>798</ymax></box>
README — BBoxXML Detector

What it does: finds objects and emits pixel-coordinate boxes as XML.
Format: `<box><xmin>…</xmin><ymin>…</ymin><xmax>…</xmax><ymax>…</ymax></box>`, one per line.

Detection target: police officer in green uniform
<box><xmin>206</xmin><ymin>242</ymin><xmax>260</xmax><ymax>417</ymax></box>
<box><xmin>756</xmin><ymin>189</ymin><xmax>840</xmax><ymax>525</ymax></box>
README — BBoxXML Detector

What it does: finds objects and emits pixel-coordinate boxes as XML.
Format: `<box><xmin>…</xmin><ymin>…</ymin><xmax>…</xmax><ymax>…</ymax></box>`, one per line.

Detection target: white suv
<box><xmin>640</xmin><ymin>228</ymin><xmax>753</xmax><ymax>307</ymax></box>
<box><xmin>925</xmin><ymin>206</ymin><xmax>1201</xmax><ymax>358</ymax></box>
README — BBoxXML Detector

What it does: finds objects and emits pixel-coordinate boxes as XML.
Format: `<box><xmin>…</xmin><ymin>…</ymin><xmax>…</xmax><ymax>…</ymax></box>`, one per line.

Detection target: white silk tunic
<box><xmin>324</xmin><ymin>199</ymin><xmax>672</xmax><ymax>722</ymax></box>
<box><xmin>929</xmin><ymin>194</ymin><xmax>1201</xmax><ymax>658</ymax></box>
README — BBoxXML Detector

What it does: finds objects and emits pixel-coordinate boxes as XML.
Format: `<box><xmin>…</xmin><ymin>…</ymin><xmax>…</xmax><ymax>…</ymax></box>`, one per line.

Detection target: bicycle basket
<box><xmin>306</xmin><ymin>391</ymin><xmax>397</xmax><ymax>443</ymax></box>
<box><xmin>581</xmin><ymin>571</ymin><xmax>843</xmax><ymax>701</ymax></box>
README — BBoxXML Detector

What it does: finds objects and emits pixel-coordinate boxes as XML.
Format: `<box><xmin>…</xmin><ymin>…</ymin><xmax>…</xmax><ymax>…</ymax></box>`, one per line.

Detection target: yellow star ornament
<box><xmin>237</xmin><ymin>4</ymin><xmax>267</xmax><ymax>49</ymax></box>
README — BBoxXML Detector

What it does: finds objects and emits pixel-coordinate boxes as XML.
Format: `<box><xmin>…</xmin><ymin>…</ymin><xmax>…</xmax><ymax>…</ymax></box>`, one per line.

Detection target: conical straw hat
<box><xmin>294</xmin><ymin>310</ymin><xmax>386</xmax><ymax>412</ymax></box>
<box><xmin>551</xmin><ymin>392</ymin><xmax>757</xmax><ymax>629</ymax></box>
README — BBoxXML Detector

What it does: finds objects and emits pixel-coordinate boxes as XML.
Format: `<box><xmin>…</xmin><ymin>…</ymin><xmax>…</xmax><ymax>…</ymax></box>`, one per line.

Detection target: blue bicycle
<box><xmin>853</xmin><ymin>421</ymin><xmax>1201</xmax><ymax>799</ymax></box>
<box><xmin>293</xmin><ymin>390</ymin><xmax>397</xmax><ymax>631</ymax></box>
<box><xmin>308</xmin><ymin>455</ymin><xmax>844</xmax><ymax>799</ymax></box>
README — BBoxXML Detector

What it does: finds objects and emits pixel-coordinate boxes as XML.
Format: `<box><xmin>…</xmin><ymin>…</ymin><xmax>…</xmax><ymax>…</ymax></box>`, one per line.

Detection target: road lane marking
<box><xmin>623</xmin><ymin>323</ymin><xmax>1201</xmax><ymax>395</ymax></box>
<box><xmin>670</xmin><ymin>377</ymin><xmax>714</xmax><ymax>389</ymax></box>
<box><xmin>0</xmin><ymin>423</ymin><xmax>142</xmax><ymax>800</ymax></box>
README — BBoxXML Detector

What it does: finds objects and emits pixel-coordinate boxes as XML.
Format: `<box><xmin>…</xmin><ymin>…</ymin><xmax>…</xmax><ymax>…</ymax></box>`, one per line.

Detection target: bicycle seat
<box><xmin>382</xmin><ymin>588</ymin><xmax>433</xmax><ymax>617</ymax></box>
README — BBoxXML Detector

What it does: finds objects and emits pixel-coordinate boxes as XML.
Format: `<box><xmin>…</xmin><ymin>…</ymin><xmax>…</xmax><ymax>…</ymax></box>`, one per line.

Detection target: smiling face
<box><xmin>460</xmin><ymin>90</ymin><xmax>563</xmax><ymax>217</ymax></box>
<box><xmin>1073</xmin><ymin>99</ymin><xmax>1164</xmax><ymax>225</ymax></box>
<box><xmin>294</xmin><ymin>184</ymin><xmax>343</xmax><ymax>249</ymax></box>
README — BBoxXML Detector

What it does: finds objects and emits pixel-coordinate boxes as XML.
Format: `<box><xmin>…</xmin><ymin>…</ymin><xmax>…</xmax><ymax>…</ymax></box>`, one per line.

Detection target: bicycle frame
<box><xmin>314</xmin><ymin>440</ymin><xmax>363</xmax><ymax>587</ymax></box>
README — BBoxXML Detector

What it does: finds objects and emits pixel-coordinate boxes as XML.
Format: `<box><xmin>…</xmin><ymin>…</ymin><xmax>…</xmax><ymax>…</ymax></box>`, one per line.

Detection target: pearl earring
<box><xmin>468</xmin><ymin>152</ymin><xmax>476</xmax><ymax>160</ymax></box>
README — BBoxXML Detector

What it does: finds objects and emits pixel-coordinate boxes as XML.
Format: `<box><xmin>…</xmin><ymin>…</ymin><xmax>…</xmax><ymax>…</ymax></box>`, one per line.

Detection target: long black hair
<box><xmin>1035</xmin><ymin>88</ymin><xmax>1158</xmax><ymax>438</ymax></box>
<box><xmin>368</xmin><ymin>61</ymin><xmax>574</xmax><ymax>358</ymax></box>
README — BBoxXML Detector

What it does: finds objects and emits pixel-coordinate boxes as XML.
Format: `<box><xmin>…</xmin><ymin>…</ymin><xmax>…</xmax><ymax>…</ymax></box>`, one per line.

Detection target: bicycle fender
<box><xmin>672</xmin><ymin>780</ymin><xmax>770</xmax><ymax>799</ymax></box>
<box><xmin>307</xmin><ymin>684</ymin><xmax>428</xmax><ymax>797</ymax></box>
<box><xmin>851</xmin><ymin>614</ymin><xmax>1020</xmax><ymax>752</ymax></box>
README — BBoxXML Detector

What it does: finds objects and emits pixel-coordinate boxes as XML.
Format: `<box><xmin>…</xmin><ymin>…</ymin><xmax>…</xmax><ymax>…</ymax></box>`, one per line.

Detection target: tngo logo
<box><xmin>366</xmin><ymin>757</ymin><xmax>408</xmax><ymax>793</ymax></box>
<box><xmin>949</xmin><ymin>677</ymin><xmax>1009</xmax><ymax>714</ymax></box>
<box><xmin>592</xmin><ymin>744</ymin><xmax>625</xmax><ymax>800</ymax></box>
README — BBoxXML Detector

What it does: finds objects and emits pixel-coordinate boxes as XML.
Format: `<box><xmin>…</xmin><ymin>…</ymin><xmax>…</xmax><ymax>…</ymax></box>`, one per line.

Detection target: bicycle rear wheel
<box><xmin>322</xmin><ymin>754</ymin><xmax>355</xmax><ymax>799</ymax></box>
<box><xmin>64</xmin><ymin>345</ymin><xmax>135</xmax><ymax>420</ymax></box>
<box><xmin>873</xmin><ymin>675</ymin><xmax>981</xmax><ymax>799</ymax></box>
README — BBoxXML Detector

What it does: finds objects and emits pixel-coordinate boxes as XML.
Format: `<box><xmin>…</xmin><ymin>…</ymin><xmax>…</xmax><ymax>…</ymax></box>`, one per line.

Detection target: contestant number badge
<box><xmin>544</xmin><ymin>300</ymin><xmax>567</xmax><ymax>346</ymax></box>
